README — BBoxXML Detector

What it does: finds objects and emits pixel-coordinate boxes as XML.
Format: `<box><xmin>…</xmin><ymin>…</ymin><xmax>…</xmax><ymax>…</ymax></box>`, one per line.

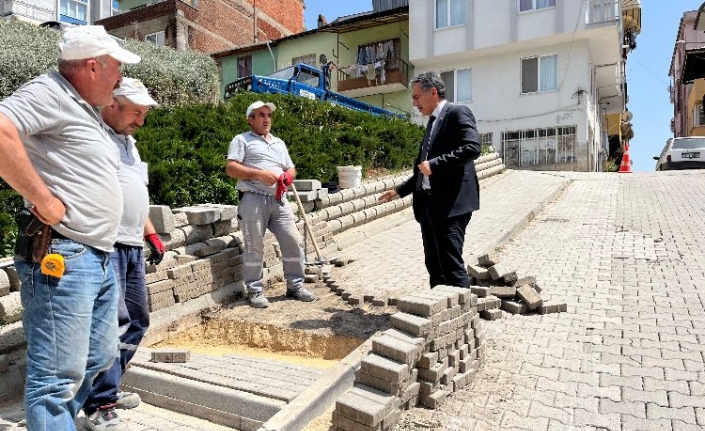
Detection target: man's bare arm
<box><xmin>0</xmin><ymin>113</ymin><xmax>65</xmax><ymax>224</ymax></box>
<box><xmin>226</xmin><ymin>160</ymin><xmax>279</xmax><ymax>186</ymax></box>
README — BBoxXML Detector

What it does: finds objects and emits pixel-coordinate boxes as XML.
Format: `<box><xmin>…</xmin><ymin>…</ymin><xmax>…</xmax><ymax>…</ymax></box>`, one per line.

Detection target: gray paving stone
<box><xmin>647</xmin><ymin>403</ymin><xmax>697</xmax><ymax>424</ymax></box>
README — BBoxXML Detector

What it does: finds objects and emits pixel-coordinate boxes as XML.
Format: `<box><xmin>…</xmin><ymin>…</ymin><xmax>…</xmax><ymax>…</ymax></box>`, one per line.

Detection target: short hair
<box><xmin>58</xmin><ymin>56</ymin><xmax>108</xmax><ymax>76</ymax></box>
<box><xmin>410</xmin><ymin>71</ymin><xmax>446</xmax><ymax>99</ymax></box>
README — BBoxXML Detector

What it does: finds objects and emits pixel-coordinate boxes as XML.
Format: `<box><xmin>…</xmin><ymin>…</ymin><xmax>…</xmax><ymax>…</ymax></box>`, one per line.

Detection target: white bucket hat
<box><xmin>113</xmin><ymin>77</ymin><xmax>158</xmax><ymax>107</ymax></box>
<box><xmin>246</xmin><ymin>101</ymin><xmax>276</xmax><ymax>118</ymax></box>
<box><xmin>59</xmin><ymin>25</ymin><xmax>140</xmax><ymax>64</ymax></box>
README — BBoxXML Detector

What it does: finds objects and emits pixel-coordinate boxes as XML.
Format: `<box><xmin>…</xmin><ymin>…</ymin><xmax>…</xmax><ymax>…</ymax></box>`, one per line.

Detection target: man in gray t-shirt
<box><xmin>82</xmin><ymin>78</ymin><xmax>164</xmax><ymax>431</ymax></box>
<box><xmin>0</xmin><ymin>26</ymin><xmax>140</xmax><ymax>431</ymax></box>
<box><xmin>226</xmin><ymin>101</ymin><xmax>317</xmax><ymax>308</ymax></box>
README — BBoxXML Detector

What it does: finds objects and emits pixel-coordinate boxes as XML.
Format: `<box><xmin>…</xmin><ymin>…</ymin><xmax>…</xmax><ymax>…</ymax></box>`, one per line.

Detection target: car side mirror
<box><xmin>652</xmin><ymin>156</ymin><xmax>659</xmax><ymax>160</ymax></box>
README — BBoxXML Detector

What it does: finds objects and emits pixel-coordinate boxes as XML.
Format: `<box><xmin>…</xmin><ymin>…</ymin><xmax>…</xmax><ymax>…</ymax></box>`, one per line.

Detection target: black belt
<box><xmin>51</xmin><ymin>229</ymin><xmax>68</xmax><ymax>240</ymax></box>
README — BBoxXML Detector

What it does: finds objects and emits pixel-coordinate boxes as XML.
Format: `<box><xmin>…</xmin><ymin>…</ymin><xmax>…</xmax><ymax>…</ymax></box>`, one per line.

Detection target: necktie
<box><xmin>420</xmin><ymin>115</ymin><xmax>436</xmax><ymax>162</ymax></box>
<box><xmin>416</xmin><ymin>115</ymin><xmax>436</xmax><ymax>190</ymax></box>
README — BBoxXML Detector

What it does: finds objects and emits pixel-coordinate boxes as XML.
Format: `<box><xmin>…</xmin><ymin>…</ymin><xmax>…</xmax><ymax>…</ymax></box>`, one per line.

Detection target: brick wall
<box><xmin>244</xmin><ymin>0</ymin><xmax>304</xmax><ymax>34</ymax></box>
<box><xmin>98</xmin><ymin>0</ymin><xmax>304</xmax><ymax>53</ymax></box>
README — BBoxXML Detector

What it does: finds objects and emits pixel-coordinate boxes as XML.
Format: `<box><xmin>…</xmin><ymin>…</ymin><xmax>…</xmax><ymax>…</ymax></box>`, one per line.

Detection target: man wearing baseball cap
<box><xmin>226</xmin><ymin>101</ymin><xmax>317</xmax><ymax>308</ymax></box>
<box><xmin>80</xmin><ymin>77</ymin><xmax>162</xmax><ymax>431</ymax></box>
<box><xmin>0</xmin><ymin>25</ymin><xmax>139</xmax><ymax>430</ymax></box>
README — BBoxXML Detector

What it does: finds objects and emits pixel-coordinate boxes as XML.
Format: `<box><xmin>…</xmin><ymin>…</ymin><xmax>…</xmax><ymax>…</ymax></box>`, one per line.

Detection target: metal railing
<box><xmin>586</xmin><ymin>0</ymin><xmax>620</xmax><ymax>25</ymax></box>
<box><xmin>336</xmin><ymin>57</ymin><xmax>409</xmax><ymax>86</ymax></box>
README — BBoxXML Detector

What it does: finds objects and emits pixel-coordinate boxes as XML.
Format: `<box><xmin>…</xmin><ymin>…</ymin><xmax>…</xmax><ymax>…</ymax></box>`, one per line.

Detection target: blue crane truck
<box><xmin>224</xmin><ymin>63</ymin><xmax>404</xmax><ymax>119</ymax></box>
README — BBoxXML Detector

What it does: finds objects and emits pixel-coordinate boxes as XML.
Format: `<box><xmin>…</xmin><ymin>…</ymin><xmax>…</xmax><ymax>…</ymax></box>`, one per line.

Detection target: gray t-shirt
<box><xmin>227</xmin><ymin>131</ymin><xmax>294</xmax><ymax>195</ymax></box>
<box><xmin>0</xmin><ymin>71</ymin><xmax>122</xmax><ymax>252</ymax></box>
<box><xmin>107</xmin><ymin>128</ymin><xmax>149</xmax><ymax>247</ymax></box>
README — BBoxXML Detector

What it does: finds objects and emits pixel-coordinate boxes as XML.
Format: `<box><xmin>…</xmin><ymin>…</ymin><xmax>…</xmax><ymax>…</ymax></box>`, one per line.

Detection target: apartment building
<box><xmin>670</xmin><ymin>7</ymin><xmax>705</xmax><ymax>138</ymax></box>
<box><xmin>1</xmin><ymin>0</ymin><xmax>115</xmax><ymax>25</ymax></box>
<box><xmin>96</xmin><ymin>0</ymin><xmax>304</xmax><ymax>54</ymax></box>
<box><xmin>409</xmin><ymin>0</ymin><xmax>641</xmax><ymax>172</ymax></box>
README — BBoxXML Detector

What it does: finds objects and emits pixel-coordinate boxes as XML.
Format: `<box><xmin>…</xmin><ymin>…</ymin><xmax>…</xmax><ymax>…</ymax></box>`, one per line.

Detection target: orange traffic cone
<box><xmin>618</xmin><ymin>142</ymin><xmax>632</xmax><ymax>173</ymax></box>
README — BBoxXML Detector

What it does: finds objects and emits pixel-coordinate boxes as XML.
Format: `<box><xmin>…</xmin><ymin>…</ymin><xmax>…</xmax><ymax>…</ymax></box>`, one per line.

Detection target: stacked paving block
<box><xmin>332</xmin><ymin>285</ymin><xmax>486</xmax><ymax>431</ymax></box>
<box><xmin>0</xmin><ymin>260</ymin><xmax>21</xmax><ymax>324</ymax></box>
<box><xmin>145</xmin><ymin>204</ymin><xmax>245</xmax><ymax>312</ymax></box>
<box><xmin>144</xmin><ymin>199</ymin><xmax>335</xmax><ymax>312</ymax></box>
<box><xmin>468</xmin><ymin>251</ymin><xmax>567</xmax><ymax>318</ymax></box>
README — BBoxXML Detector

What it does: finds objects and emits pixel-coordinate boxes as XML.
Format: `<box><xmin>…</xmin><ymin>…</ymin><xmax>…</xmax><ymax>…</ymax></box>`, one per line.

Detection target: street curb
<box><xmin>475</xmin><ymin>173</ymin><xmax>571</xmax><ymax>258</ymax></box>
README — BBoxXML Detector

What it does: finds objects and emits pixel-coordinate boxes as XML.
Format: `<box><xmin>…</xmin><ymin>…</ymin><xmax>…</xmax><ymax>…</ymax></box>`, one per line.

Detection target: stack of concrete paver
<box><xmin>145</xmin><ymin>205</ymin><xmax>245</xmax><ymax>312</ymax></box>
<box><xmin>332</xmin><ymin>285</ymin><xmax>485</xmax><ymax>431</ymax></box>
<box><xmin>467</xmin><ymin>251</ymin><xmax>566</xmax><ymax>319</ymax></box>
<box><xmin>0</xmin><ymin>259</ymin><xmax>22</xmax><ymax>325</ymax></box>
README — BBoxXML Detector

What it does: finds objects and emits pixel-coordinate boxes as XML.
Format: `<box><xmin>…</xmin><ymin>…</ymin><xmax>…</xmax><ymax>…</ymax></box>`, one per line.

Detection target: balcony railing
<box><xmin>587</xmin><ymin>0</ymin><xmax>619</xmax><ymax>25</ymax></box>
<box><xmin>2</xmin><ymin>0</ymin><xmax>54</xmax><ymax>22</ymax></box>
<box><xmin>336</xmin><ymin>57</ymin><xmax>409</xmax><ymax>97</ymax></box>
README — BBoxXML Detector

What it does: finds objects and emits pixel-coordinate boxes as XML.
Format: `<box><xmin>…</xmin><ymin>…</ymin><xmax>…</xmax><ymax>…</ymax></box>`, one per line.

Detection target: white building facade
<box><xmin>409</xmin><ymin>0</ymin><xmax>640</xmax><ymax>172</ymax></box>
<box><xmin>2</xmin><ymin>0</ymin><xmax>116</xmax><ymax>26</ymax></box>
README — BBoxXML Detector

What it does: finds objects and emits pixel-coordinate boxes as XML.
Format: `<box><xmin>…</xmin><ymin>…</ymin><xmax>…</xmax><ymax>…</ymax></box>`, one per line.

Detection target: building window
<box><xmin>238</xmin><ymin>56</ymin><xmax>252</xmax><ymax>77</ymax></box>
<box><xmin>440</xmin><ymin>68</ymin><xmax>472</xmax><ymax>102</ymax></box>
<box><xmin>436</xmin><ymin>0</ymin><xmax>466</xmax><ymax>29</ymax></box>
<box><xmin>111</xmin><ymin>0</ymin><xmax>119</xmax><ymax>15</ymax></box>
<box><xmin>694</xmin><ymin>104</ymin><xmax>705</xmax><ymax>127</ymax></box>
<box><xmin>59</xmin><ymin>0</ymin><xmax>87</xmax><ymax>23</ymax></box>
<box><xmin>518</xmin><ymin>0</ymin><xmax>556</xmax><ymax>12</ymax></box>
<box><xmin>521</xmin><ymin>55</ymin><xmax>557</xmax><ymax>94</ymax></box>
<box><xmin>292</xmin><ymin>54</ymin><xmax>316</xmax><ymax>66</ymax></box>
<box><xmin>145</xmin><ymin>31</ymin><xmax>165</xmax><ymax>46</ymax></box>
<box><xmin>502</xmin><ymin>126</ymin><xmax>576</xmax><ymax>167</ymax></box>
<box><xmin>480</xmin><ymin>132</ymin><xmax>493</xmax><ymax>152</ymax></box>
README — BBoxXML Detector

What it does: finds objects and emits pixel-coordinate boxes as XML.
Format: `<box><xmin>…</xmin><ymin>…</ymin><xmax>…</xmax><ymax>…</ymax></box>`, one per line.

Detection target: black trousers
<box><xmin>418</xmin><ymin>199</ymin><xmax>472</xmax><ymax>288</ymax></box>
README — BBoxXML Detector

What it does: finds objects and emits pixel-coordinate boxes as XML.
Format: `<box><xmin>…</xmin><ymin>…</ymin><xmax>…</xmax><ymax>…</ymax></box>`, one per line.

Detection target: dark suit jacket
<box><xmin>396</xmin><ymin>102</ymin><xmax>481</xmax><ymax>221</ymax></box>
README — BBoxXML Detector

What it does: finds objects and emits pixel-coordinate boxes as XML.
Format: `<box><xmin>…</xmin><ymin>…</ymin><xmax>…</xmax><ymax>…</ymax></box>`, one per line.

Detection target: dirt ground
<box><xmin>157</xmin><ymin>275</ymin><xmax>394</xmax><ymax>359</ymax></box>
<box><xmin>155</xmin><ymin>273</ymin><xmax>396</xmax><ymax>431</ymax></box>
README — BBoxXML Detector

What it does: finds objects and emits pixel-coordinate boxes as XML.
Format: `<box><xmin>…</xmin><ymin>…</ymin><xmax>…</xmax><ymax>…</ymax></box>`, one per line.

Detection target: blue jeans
<box><xmin>84</xmin><ymin>244</ymin><xmax>149</xmax><ymax>414</ymax></box>
<box><xmin>238</xmin><ymin>192</ymin><xmax>305</xmax><ymax>293</ymax></box>
<box><xmin>16</xmin><ymin>239</ymin><xmax>118</xmax><ymax>431</ymax></box>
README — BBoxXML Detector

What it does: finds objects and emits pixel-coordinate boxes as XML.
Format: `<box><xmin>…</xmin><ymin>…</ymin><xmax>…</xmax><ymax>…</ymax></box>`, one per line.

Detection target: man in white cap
<box><xmin>0</xmin><ymin>25</ymin><xmax>139</xmax><ymax>431</ymax></box>
<box><xmin>226</xmin><ymin>101</ymin><xmax>317</xmax><ymax>308</ymax></box>
<box><xmin>81</xmin><ymin>78</ymin><xmax>163</xmax><ymax>431</ymax></box>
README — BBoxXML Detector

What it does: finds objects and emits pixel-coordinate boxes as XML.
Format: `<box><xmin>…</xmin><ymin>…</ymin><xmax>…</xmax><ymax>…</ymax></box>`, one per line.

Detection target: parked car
<box><xmin>653</xmin><ymin>136</ymin><xmax>705</xmax><ymax>171</ymax></box>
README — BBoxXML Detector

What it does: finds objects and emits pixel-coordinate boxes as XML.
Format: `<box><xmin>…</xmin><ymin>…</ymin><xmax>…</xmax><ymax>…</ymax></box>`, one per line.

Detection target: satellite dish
<box><xmin>622</xmin><ymin>110</ymin><xmax>633</xmax><ymax>122</ymax></box>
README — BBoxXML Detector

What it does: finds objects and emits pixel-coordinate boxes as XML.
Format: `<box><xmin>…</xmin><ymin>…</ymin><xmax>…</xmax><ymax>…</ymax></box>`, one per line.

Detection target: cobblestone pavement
<box><xmin>5</xmin><ymin>170</ymin><xmax>705</xmax><ymax>431</ymax></box>
<box><xmin>388</xmin><ymin>170</ymin><xmax>705</xmax><ymax>431</ymax></box>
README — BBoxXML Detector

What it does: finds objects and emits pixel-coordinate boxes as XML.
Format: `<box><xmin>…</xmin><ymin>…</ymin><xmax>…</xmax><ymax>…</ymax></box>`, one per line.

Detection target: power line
<box><xmin>629</xmin><ymin>55</ymin><xmax>670</xmax><ymax>85</ymax></box>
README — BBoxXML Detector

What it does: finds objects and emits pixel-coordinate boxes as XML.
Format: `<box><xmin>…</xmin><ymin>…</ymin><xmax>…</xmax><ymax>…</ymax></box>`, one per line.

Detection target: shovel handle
<box><xmin>291</xmin><ymin>183</ymin><xmax>324</xmax><ymax>261</ymax></box>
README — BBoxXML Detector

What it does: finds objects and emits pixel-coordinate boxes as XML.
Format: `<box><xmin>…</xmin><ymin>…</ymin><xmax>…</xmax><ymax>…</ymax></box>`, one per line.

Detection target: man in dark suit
<box><xmin>379</xmin><ymin>71</ymin><xmax>481</xmax><ymax>288</ymax></box>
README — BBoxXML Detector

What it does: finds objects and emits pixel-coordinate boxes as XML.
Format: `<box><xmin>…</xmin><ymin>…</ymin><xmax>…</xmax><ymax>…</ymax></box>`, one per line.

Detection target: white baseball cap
<box><xmin>114</xmin><ymin>77</ymin><xmax>158</xmax><ymax>107</ymax></box>
<box><xmin>246</xmin><ymin>101</ymin><xmax>276</xmax><ymax>118</ymax></box>
<box><xmin>59</xmin><ymin>25</ymin><xmax>141</xmax><ymax>64</ymax></box>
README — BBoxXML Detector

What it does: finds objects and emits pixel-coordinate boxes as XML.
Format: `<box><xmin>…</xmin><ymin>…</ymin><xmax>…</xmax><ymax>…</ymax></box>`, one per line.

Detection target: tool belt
<box><xmin>14</xmin><ymin>208</ymin><xmax>54</xmax><ymax>263</ymax></box>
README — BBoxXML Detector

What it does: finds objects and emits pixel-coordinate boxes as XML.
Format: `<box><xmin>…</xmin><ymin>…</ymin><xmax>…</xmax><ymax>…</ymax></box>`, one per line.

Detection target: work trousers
<box><xmin>237</xmin><ymin>192</ymin><xmax>305</xmax><ymax>293</ymax></box>
<box><xmin>84</xmin><ymin>244</ymin><xmax>149</xmax><ymax>414</ymax></box>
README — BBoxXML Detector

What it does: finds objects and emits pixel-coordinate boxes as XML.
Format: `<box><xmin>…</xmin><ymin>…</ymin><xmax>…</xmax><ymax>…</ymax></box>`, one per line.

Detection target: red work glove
<box><xmin>275</xmin><ymin>173</ymin><xmax>290</xmax><ymax>203</ymax></box>
<box><xmin>281</xmin><ymin>171</ymin><xmax>293</xmax><ymax>186</ymax></box>
<box><xmin>144</xmin><ymin>233</ymin><xmax>165</xmax><ymax>265</ymax></box>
